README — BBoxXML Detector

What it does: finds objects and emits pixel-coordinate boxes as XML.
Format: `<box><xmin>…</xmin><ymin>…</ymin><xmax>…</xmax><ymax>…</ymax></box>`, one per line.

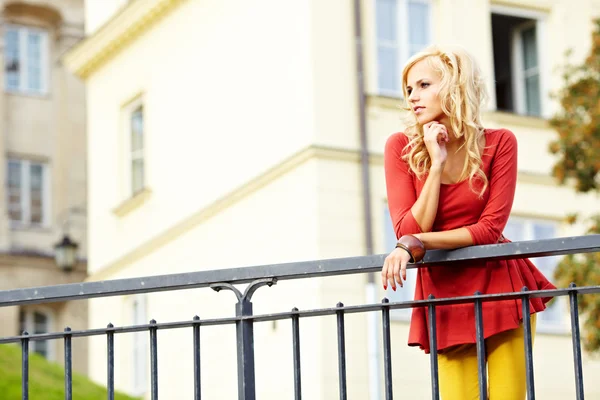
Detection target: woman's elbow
<box><xmin>396</xmin><ymin>222</ymin><xmax>423</xmax><ymax>238</ymax></box>
<box><xmin>468</xmin><ymin>225</ymin><xmax>503</xmax><ymax>246</ymax></box>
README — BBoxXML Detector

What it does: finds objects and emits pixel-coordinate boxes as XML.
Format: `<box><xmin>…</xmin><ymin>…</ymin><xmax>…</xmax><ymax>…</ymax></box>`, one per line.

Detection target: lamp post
<box><xmin>54</xmin><ymin>234</ymin><xmax>79</xmax><ymax>272</ymax></box>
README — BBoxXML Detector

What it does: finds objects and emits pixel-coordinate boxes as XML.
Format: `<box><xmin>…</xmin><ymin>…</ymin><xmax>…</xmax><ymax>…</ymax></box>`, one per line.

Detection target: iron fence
<box><xmin>1</xmin><ymin>235</ymin><xmax>600</xmax><ymax>400</ymax></box>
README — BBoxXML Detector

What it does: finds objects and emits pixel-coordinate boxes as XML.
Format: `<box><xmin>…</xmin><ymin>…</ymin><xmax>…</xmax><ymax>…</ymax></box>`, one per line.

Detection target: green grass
<box><xmin>0</xmin><ymin>344</ymin><xmax>140</xmax><ymax>400</ymax></box>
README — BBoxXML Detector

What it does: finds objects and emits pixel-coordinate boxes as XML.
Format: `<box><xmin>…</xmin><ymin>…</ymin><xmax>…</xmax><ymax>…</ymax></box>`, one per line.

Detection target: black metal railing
<box><xmin>1</xmin><ymin>235</ymin><xmax>599</xmax><ymax>400</ymax></box>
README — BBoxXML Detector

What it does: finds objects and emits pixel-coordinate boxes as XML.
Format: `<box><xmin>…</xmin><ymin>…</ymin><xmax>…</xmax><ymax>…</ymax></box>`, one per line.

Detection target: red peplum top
<box><xmin>384</xmin><ymin>128</ymin><xmax>556</xmax><ymax>354</ymax></box>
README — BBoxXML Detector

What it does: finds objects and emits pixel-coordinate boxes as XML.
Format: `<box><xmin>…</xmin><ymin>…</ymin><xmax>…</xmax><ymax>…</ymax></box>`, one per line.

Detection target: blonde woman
<box><xmin>381</xmin><ymin>45</ymin><xmax>555</xmax><ymax>399</ymax></box>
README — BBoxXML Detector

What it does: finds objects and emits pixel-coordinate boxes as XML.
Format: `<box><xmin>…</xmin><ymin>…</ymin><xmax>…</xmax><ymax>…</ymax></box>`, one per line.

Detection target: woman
<box><xmin>381</xmin><ymin>45</ymin><xmax>556</xmax><ymax>399</ymax></box>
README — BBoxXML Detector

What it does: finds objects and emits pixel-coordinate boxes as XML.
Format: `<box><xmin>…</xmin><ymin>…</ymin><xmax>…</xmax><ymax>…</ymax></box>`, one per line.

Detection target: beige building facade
<box><xmin>0</xmin><ymin>0</ymin><xmax>88</xmax><ymax>374</ymax></box>
<box><xmin>66</xmin><ymin>0</ymin><xmax>600</xmax><ymax>398</ymax></box>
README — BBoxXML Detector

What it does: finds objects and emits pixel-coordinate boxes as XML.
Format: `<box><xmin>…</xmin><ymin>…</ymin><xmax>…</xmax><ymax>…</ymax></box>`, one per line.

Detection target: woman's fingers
<box><xmin>436</xmin><ymin>130</ymin><xmax>446</xmax><ymax>144</ymax></box>
<box><xmin>424</xmin><ymin>124</ymin><xmax>447</xmax><ymax>142</ymax></box>
<box><xmin>381</xmin><ymin>258</ymin><xmax>389</xmax><ymax>289</ymax></box>
<box><xmin>423</xmin><ymin>121</ymin><xmax>435</xmax><ymax>130</ymax></box>
<box><xmin>382</xmin><ymin>249</ymin><xmax>412</xmax><ymax>291</ymax></box>
<box><xmin>382</xmin><ymin>254</ymin><xmax>399</xmax><ymax>290</ymax></box>
<box><xmin>393</xmin><ymin>258</ymin><xmax>403</xmax><ymax>289</ymax></box>
<box><xmin>401</xmin><ymin>259</ymin><xmax>407</xmax><ymax>282</ymax></box>
<box><xmin>435</xmin><ymin>126</ymin><xmax>448</xmax><ymax>142</ymax></box>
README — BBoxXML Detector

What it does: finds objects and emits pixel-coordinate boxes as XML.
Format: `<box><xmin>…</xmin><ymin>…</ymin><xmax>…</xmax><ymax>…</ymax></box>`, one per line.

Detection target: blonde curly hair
<box><xmin>401</xmin><ymin>45</ymin><xmax>489</xmax><ymax>197</ymax></box>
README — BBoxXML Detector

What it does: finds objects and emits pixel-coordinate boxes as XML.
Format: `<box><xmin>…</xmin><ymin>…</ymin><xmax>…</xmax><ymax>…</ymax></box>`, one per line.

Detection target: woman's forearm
<box><xmin>414</xmin><ymin>227</ymin><xmax>474</xmax><ymax>250</ymax></box>
<box><xmin>410</xmin><ymin>164</ymin><xmax>443</xmax><ymax>232</ymax></box>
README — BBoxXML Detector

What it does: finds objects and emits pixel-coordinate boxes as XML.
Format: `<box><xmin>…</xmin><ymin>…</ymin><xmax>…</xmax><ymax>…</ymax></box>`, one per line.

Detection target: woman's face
<box><xmin>405</xmin><ymin>59</ymin><xmax>447</xmax><ymax>125</ymax></box>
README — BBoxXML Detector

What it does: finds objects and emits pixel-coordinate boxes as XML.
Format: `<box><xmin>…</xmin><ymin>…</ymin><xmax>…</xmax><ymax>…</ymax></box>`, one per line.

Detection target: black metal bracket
<box><xmin>210</xmin><ymin>277</ymin><xmax>277</xmax><ymax>303</ymax></box>
<box><xmin>209</xmin><ymin>277</ymin><xmax>276</xmax><ymax>400</ymax></box>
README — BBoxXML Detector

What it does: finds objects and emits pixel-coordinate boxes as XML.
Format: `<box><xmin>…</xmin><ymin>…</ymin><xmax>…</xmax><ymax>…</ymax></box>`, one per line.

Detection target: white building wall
<box><xmin>88</xmin><ymin>159</ymin><xmax>324</xmax><ymax>399</ymax></box>
<box><xmin>85</xmin><ymin>0</ymin><xmax>316</xmax><ymax>274</ymax></box>
<box><xmin>309</xmin><ymin>0</ymin><xmax>361</xmax><ymax>151</ymax></box>
<box><xmin>84</xmin><ymin>0</ymin><xmax>129</xmax><ymax>34</ymax></box>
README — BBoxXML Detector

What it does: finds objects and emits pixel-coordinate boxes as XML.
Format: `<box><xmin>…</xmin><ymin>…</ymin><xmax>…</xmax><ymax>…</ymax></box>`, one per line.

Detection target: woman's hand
<box><xmin>381</xmin><ymin>247</ymin><xmax>412</xmax><ymax>290</ymax></box>
<box><xmin>423</xmin><ymin>121</ymin><xmax>448</xmax><ymax>167</ymax></box>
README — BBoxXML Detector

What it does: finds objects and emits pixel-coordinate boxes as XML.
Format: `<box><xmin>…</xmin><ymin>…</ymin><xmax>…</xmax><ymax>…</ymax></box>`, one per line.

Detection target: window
<box><xmin>130</xmin><ymin>105</ymin><xmax>144</xmax><ymax>194</ymax></box>
<box><xmin>4</xmin><ymin>25</ymin><xmax>49</xmax><ymax>95</ymax></box>
<box><xmin>491</xmin><ymin>9</ymin><xmax>545</xmax><ymax>117</ymax></box>
<box><xmin>503</xmin><ymin>216</ymin><xmax>565</xmax><ymax>333</ymax></box>
<box><xmin>375</xmin><ymin>0</ymin><xmax>432</xmax><ymax>96</ymax></box>
<box><xmin>122</xmin><ymin>98</ymin><xmax>145</xmax><ymax>198</ymax></box>
<box><xmin>19</xmin><ymin>308</ymin><xmax>53</xmax><ymax>360</ymax></box>
<box><xmin>7</xmin><ymin>159</ymin><xmax>50</xmax><ymax>227</ymax></box>
<box><xmin>383</xmin><ymin>204</ymin><xmax>417</xmax><ymax>320</ymax></box>
<box><xmin>132</xmin><ymin>295</ymin><xmax>148</xmax><ymax>394</ymax></box>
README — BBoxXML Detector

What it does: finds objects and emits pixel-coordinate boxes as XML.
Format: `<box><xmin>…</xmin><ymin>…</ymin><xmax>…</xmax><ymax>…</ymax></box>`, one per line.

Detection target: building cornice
<box><xmin>490</xmin><ymin>0</ymin><xmax>552</xmax><ymax>14</ymax></box>
<box><xmin>0</xmin><ymin>251</ymin><xmax>88</xmax><ymax>273</ymax></box>
<box><xmin>63</xmin><ymin>0</ymin><xmax>186</xmax><ymax>79</ymax></box>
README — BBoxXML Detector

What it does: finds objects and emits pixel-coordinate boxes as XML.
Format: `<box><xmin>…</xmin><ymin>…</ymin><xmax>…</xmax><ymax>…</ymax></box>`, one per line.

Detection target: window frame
<box><xmin>490</xmin><ymin>5</ymin><xmax>549</xmax><ymax>118</ymax></box>
<box><xmin>373</xmin><ymin>0</ymin><xmax>433</xmax><ymax>98</ymax></box>
<box><xmin>512</xmin><ymin>20</ymin><xmax>541</xmax><ymax>117</ymax></box>
<box><xmin>19</xmin><ymin>307</ymin><xmax>55</xmax><ymax>361</ymax></box>
<box><xmin>7</xmin><ymin>158</ymin><xmax>51</xmax><ymax>228</ymax></box>
<box><xmin>130</xmin><ymin>104</ymin><xmax>145</xmax><ymax>195</ymax></box>
<box><xmin>4</xmin><ymin>24</ymin><xmax>50</xmax><ymax>95</ymax></box>
<box><xmin>121</xmin><ymin>95</ymin><xmax>146</xmax><ymax>200</ymax></box>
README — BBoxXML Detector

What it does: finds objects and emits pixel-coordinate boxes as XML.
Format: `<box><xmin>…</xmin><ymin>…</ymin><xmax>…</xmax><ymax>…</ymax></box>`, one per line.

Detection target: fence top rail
<box><xmin>0</xmin><ymin>235</ymin><xmax>598</xmax><ymax>308</ymax></box>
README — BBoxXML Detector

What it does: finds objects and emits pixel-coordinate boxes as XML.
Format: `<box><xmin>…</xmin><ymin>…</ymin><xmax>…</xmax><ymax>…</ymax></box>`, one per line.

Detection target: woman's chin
<box><xmin>416</xmin><ymin>112</ymin><xmax>445</xmax><ymax>126</ymax></box>
<box><xmin>416</xmin><ymin>115</ymin><xmax>433</xmax><ymax>125</ymax></box>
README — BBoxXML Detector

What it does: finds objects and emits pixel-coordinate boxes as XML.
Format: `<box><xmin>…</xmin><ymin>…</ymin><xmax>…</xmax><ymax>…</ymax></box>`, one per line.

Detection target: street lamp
<box><xmin>54</xmin><ymin>234</ymin><xmax>79</xmax><ymax>272</ymax></box>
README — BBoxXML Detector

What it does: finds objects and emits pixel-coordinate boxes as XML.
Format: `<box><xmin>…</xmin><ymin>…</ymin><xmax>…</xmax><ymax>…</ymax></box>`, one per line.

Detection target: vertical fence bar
<box><xmin>569</xmin><ymin>283</ymin><xmax>585</xmax><ymax>400</ymax></box>
<box><xmin>150</xmin><ymin>320</ymin><xmax>158</xmax><ymax>400</ymax></box>
<box><xmin>64</xmin><ymin>327</ymin><xmax>73</xmax><ymax>400</ymax></box>
<box><xmin>193</xmin><ymin>316</ymin><xmax>201</xmax><ymax>400</ymax></box>
<box><xmin>428</xmin><ymin>295</ymin><xmax>440</xmax><ymax>400</ymax></box>
<box><xmin>107</xmin><ymin>323</ymin><xmax>115</xmax><ymax>400</ymax></box>
<box><xmin>521</xmin><ymin>288</ymin><xmax>535</xmax><ymax>400</ymax></box>
<box><xmin>381</xmin><ymin>298</ymin><xmax>393</xmax><ymax>400</ymax></box>
<box><xmin>474</xmin><ymin>292</ymin><xmax>487</xmax><ymax>400</ymax></box>
<box><xmin>291</xmin><ymin>307</ymin><xmax>302</xmax><ymax>400</ymax></box>
<box><xmin>336</xmin><ymin>302</ymin><xmax>347</xmax><ymax>400</ymax></box>
<box><xmin>236</xmin><ymin>297</ymin><xmax>257</xmax><ymax>400</ymax></box>
<box><xmin>21</xmin><ymin>332</ymin><xmax>29</xmax><ymax>400</ymax></box>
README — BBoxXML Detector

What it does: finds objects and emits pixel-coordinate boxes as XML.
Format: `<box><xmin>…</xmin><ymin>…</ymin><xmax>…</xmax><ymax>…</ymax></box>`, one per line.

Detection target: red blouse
<box><xmin>384</xmin><ymin>128</ymin><xmax>556</xmax><ymax>354</ymax></box>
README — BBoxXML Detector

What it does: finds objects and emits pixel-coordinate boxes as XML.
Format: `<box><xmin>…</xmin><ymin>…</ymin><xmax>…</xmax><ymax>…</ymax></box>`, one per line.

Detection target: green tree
<box><xmin>548</xmin><ymin>18</ymin><xmax>600</xmax><ymax>352</ymax></box>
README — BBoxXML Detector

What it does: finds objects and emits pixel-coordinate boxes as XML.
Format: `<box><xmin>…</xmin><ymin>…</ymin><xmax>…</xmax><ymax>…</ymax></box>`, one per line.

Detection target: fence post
<box><xmin>211</xmin><ymin>278</ymin><xmax>276</xmax><ymax>400</ymax></box>
<box><xmin>236</xmin><ymin>294</ymin><xmax>256</xmax><ymax>400</ymax></box>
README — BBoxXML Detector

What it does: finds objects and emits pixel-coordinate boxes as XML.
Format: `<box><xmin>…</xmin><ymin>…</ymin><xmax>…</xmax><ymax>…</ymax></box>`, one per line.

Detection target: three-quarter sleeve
<box><xmin>465</xmin><ymin>130</ymin><xmax>518</xmax><ymax>245</ymax></box>
<box><xmin>384</xmin><ymin>133</ymin><xmax>423</xmax><ymax>239</ymax></box>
